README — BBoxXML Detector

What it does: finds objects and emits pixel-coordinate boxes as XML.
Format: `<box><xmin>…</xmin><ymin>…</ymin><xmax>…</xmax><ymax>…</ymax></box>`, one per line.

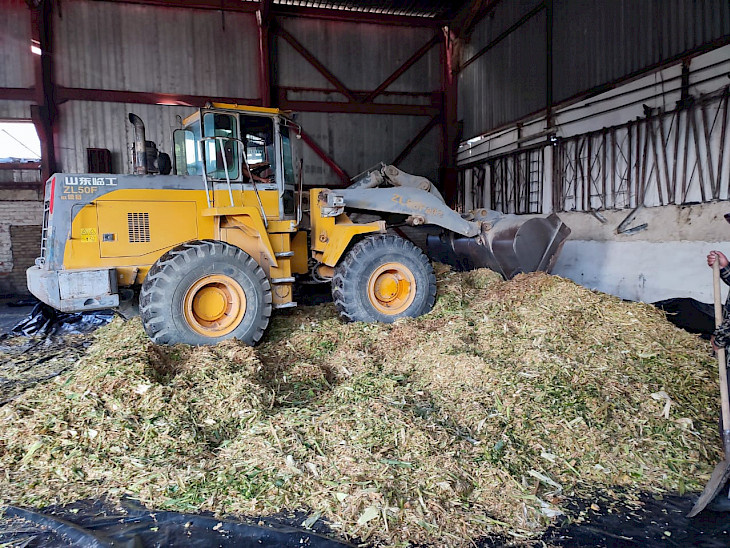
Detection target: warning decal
<box><xmin>80</xmin><ymin>228</ymin><xmax>98</xmax><ymax>242</ymax></box>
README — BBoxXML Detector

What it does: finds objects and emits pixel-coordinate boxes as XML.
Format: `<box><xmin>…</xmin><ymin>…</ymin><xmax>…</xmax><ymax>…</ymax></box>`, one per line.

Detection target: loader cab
<box><xmin>173</xmin><ymin>105</ymin><xmax>301</xmax><ymax>220</ymax></box>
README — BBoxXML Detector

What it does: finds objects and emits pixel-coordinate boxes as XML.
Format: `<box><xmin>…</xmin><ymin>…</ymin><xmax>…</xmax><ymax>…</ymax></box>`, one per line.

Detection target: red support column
<box><xmin>30</xmin><ymin>0</ymin><xmax>57</xmax><ymax>182</ymax></box>
<box><xmin>440</xmin><ymin>28</ymin><xmax>460</xmax><ymax>207</ymax></box>
<box><xmin>257</xmin><ymin>0</ymin><xmax>273</xmax><ymax>107</ymax></box>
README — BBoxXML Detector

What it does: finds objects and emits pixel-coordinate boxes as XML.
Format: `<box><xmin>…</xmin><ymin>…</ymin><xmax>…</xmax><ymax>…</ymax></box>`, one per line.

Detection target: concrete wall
<box><xmin>551</xmin><ymin>202</ymin><xmax>730</xmax><ymax>303</ymax></box>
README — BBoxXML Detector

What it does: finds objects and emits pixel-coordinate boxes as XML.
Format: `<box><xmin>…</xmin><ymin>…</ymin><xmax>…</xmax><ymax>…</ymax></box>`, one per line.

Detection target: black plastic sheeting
<box><xmin>653</xmin><ymin>298</ymin><xmax>715</xmax><ymax>338</ymax></box>
<box><xmin>11</xmin><ymin>303</ymin><xmax>114</xmax><ymax>338</ymax></box>
<box><xmin>0</xmin><ymin>499</ymin><xmax>354</xmax><ymax>548</ymax></box>
<box><xmin>543</xmin><ymin>492</ymin><xmax>730</xmax><ymax>547</ymax></box>
<box><xmin>3</xmin><ymin>494</ymin><xmax>729</xmax><ymax>548</ymax></box>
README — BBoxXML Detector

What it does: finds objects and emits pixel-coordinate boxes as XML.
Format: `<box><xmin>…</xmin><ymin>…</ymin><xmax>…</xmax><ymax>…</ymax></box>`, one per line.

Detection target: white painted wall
<box><xmin>554</xmin><ymin>240</ymin><xmax>727</xmax><ymax>303</ymax></box>
<box><xmin>552</xmin><ymin>201</ymin><xmax>730</xmax><ymax>303</ymax></box>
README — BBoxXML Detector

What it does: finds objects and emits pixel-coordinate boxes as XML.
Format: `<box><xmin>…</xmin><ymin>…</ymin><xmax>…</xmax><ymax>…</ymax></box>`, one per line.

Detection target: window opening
<box><xmin>0</xmin><ymin>121</ymin><xmax>41</xmax><ymax>162</ymax></box>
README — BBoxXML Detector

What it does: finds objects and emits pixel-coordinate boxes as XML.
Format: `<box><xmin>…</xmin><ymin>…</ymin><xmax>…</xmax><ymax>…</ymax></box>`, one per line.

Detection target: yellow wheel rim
<box><xmin>183</xmin><ymin>274</ymin><xmax>246</xmax><ymax>337</ymax></box>
<box><xmin>367</xmin><ymin>262</ymin><xmax>416</xmax><ymax>315</ymax></box>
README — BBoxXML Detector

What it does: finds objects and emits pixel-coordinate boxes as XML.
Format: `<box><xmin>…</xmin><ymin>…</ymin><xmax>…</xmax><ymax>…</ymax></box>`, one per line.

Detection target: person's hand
<box><xmin>707</xmin><ymin>250</ymin><xmax>729</xmax><ymax>269</ymax></box>
<box><xmin>712</xmin><ymin>335</ymin><xmax>720</xmax><ymax>352</ymax></box>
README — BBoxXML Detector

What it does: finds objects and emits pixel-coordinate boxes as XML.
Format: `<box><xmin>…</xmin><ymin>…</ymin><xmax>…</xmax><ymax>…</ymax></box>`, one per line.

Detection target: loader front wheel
<box><xmin>139</xmin><ymin>240</ymin><xmax>272</xmax><ymax>345</ymax></box>
<box><xmin>332</xmin><ymin>234</ymin><xmax>436</xmax><ymax>323</ymax></box>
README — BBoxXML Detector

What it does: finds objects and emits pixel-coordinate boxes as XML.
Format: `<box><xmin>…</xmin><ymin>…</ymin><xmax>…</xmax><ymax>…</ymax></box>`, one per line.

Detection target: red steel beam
<box><xmin>0</xmin><ymin>162</ymin><xmax>41</xmax><ymax>170</ymax></box>
<box><xmin>257</xmin><ymin>0</ymin><xmax>273</xmax><ymax>107</ymax></box>
<box><xmin>281</xmin><ymin>85</ymin><xmax>432</xmax><ymax>99</ymax></box>
<box><xmin>274</xmin><ymin>24</ymin><xmax>358</xmax><ymax>104</ymax></box>
<box><xmin>0</xmin><ymin>88</ymin><xmax>36</xmax><ymax>102</ymax></box>
<box><xmin>31</xmin><ymin>1</ymin><xmax>57</xmax><ymax>182</ymax></box>
<box><xmin>88</xmin><ymin>0</ymin><xmax>259</xmax><ymax>13</ymax></box>
<box><xmin>362</xmin><ymin>33</ymin><xmax>440</xmax><ymax>104</ymax></box>
<box><xmin>279</xmin><ymin>97</ymin><xmax>438</xmax><ymax>117</ymax></box>
<box><xmin>440</xmin><ymin>28</ymin><xmax>460</xmax><ymax>206</ymax></box>
<box><xmin>56</xmin><ymin>87</ymin><xmax>262</xmax><ymax>107</ymax></box>
<box><xmin>298</xmin><ymin>130</ymin><xmax>350</xmax><ymax>187</ymax></box>
<box><xmin>392</xmin><ymin>114</ymin><xmax>441</xmax><ymax>166</ymax></box>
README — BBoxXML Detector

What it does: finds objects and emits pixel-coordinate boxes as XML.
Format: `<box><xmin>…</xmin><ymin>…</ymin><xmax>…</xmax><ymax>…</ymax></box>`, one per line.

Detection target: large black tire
<box><xmin>332</xmin><ymin>234</ymin><xmax>436</xmax><ymax>323</ymax></box>
<box><xmin>139</xmin><ymin>240</ymin><xmax>272</xmax><ymax>345</ymax></box>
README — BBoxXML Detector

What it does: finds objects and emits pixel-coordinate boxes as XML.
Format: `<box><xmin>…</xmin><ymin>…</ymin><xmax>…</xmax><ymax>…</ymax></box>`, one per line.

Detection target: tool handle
<box><xmin>713</xmin><ymin>261</ymin><xmax>730</xmax><ymax>460</ymax></box>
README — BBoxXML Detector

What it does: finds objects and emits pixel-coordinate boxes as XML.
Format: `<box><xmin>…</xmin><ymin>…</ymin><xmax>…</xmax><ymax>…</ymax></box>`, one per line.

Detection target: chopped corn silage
<box><xmin>0</xmin><ymin>268</ymin><xmax>720</xmax><ymax>546</ymax></box>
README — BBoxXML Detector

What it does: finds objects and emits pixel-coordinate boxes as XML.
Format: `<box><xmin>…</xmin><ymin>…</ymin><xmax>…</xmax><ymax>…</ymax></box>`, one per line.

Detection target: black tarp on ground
<box><xmin>0</xmin><ymin>499</ymin><xmax>354</xmax><ymax>548</ymax></box>
<box><xmin>543</xmin><ymin>492</ymin><xmax>730</xmax><ymax>547</ymax></box>
<box><xmin>653</xmin><ymin>298</ymin><xmax>715</xmax><ymax>338</ymax></box>
<box><xmin>10</xmin><ymin>302</ymin><xmax>114</xmax><ymax>337</ymax></box>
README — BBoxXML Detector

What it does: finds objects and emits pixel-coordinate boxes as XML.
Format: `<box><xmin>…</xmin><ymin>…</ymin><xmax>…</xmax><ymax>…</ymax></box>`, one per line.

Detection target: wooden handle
<box><xmin>715</xmin><ymin>261</ymin><xmax>724</xmax><ymax>327</ymax></box>
<box><xmin>713</xmin><ymin>261</ymin><xmax>730</xmax><ymax>459</ymax></box>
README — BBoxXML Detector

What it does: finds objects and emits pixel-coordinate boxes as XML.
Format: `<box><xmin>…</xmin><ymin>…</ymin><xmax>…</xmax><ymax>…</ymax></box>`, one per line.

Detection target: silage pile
<box><xmin>0</xmin><ymin>268</ymin><xmax>721</xmax><ymax>546</ymax></box>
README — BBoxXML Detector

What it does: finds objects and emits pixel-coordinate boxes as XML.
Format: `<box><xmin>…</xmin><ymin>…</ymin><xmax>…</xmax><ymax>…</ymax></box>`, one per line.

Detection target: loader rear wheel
<box><xmin>139</xmin><ymin>240</ymin><xmax>272</xmax><ymax>346</ymax></box>
<box><xmin>332</xmin><ymin>234</ymin><xmax>436</xmax><ymax>323</ymax></box>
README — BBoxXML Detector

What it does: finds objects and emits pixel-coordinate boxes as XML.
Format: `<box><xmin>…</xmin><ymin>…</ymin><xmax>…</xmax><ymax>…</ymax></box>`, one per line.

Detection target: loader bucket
<box><xmin>426</xmin><ymin>213</ymin><xmax>571</xmax><ymax>280</ymax></box>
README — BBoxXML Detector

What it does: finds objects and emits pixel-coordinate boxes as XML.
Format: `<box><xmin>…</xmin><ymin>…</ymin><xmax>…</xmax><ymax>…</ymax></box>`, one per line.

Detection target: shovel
<box><xmin>688</xmin><ymin>260</ymin><xmax>730</xmax><ymax>517</ymax></box>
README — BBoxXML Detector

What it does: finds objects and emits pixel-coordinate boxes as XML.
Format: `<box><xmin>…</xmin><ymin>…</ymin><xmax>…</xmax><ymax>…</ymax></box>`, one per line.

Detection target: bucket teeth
<box><xmin>426</xmin><ymin>213</ymin><xmax>570</xmax><ymax>280</ymax></box>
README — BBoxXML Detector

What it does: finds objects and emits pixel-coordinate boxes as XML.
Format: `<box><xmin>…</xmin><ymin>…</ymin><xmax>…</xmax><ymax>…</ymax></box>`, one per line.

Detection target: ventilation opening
<box><xmin>128</xmin><ymin>212</ymin><xmax>150</xmax><ymax>243</ymax></box>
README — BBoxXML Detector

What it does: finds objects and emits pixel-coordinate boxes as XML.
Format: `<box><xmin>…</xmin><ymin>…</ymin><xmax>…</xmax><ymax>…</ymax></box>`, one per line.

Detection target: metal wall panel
<box><xmin>277</xmin><ymin>17</ymin><xmax>441</xmax><ymax>185</ymax></box>
<box><xmin>0</xmin><ymin>0</ymin><xmax>33</xmax><ymax>88</ymax></box>
<box><xmin>53</xmin><ymin>0</ymin><xmax>260</xmax><ymax>98</ymax></box>
<box><xmin>458</xmin><ymin>0</ymin><xmax>546</xmax><ymax>140</ymax></box>
<box><xmin>296</xmin><ymin>112</ymin><xmax>440</xmax><ymax>186</ymax></box>
<box><xmin>56</xmin><ymin>101</ymin><xmax>196</xmax><ymax>173</ymax></box>
<box><xmin>553</xmin><ymin>0</ymin><xmax>730</xmax><ymax>104</ymax></box>
<box><xmin>0</xmin><ymin>101</ymin><xmax>32</xmax><ymax>119</ymax></box>
<box><xmin>277</xmin><ymin>17</ymin><xmax>440</xmax><ymax>94</ymax></box>
<box><xmin>459</xmin><ymin>0</ymin><xmax>730</xmax><ymax>139</ymax></box>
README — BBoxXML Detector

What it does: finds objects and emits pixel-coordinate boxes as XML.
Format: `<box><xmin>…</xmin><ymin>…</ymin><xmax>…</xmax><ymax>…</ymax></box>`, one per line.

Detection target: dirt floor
<box><xmin>1</xmin><ymin>274</ymin><xmax>730</xmax><ymax>546</ymax></box>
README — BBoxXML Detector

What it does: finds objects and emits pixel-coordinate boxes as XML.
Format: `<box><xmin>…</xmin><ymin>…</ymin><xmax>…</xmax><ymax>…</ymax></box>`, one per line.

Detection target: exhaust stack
<box><xmin>128</xmin><ymin>113</ymin><xmax>147</xmax><ymax>175</ymax></box>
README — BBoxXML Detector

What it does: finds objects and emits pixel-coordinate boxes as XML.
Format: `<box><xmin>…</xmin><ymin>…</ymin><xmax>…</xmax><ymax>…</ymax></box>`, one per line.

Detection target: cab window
<box><xmin>280</xmin><ymin>126</ymin><xmax>296</xmax><ymax>215</ymax></box>
<box><xmin>203</xmin><ymin>113</ymin><xmax>239</xmax><ymax>180</ymax></box>
<box><xmin>280</xmin><ymin>127</ymin><xmax>295</xmax><ymax>187</ymax></box>
<box><xmin>173</xmin><ymin>121</ymin><xmax>202</xmax><ymax>175</ymax></box>
<box><xmin>240</xmin><ymin>115</ymin><xmax>275</xmax><ymax>185</ymax></box>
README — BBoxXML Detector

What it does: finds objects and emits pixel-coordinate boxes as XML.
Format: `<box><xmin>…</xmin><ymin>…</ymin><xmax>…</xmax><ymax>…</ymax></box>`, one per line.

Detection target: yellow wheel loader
<box><xmin>26</xmin><ymin>103</ymin><xmax>570</xmax><ymax>345</ymax></box>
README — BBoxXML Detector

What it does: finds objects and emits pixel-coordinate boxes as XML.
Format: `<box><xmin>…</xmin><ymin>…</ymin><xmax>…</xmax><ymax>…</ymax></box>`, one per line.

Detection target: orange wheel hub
<box><xmin>367</xmin><ymin>262</ymin><xmax>416</xmax><ymax>315</ymax></box>
<box><xmin>183</xmin><ymin>274</ymin><xmax>246</xmax><ymax>337</ymax></box>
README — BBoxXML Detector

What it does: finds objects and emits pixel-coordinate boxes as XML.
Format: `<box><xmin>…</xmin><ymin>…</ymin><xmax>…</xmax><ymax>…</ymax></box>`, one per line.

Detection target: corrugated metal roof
<box><xmin>273</xmin><ymin>0</ymin><xmax>464</xmax><ymax>19</ymax></box>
